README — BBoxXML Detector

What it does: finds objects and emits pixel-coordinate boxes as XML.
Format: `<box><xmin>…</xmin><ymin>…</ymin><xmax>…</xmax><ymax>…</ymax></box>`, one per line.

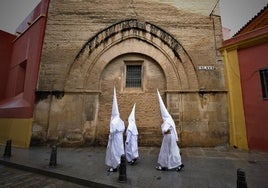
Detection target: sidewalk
<box><xmin>1</xmin><ymin>145</ymin><xmax>268</xmax><ymax>188</ymax></box>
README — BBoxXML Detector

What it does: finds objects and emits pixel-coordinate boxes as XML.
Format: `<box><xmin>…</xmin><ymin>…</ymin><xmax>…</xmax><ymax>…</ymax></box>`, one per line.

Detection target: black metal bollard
<box><xmin>49</xmin><ymin>145</ymin><xmax>57</xmax><ymax>167</ymax></box>
<box><xmin>118</xmin><ymin>154</ymin><xmax>127</xmax><ymax>182</ymax></box>
<box><xmin>237</xmin><ymin>168</ymin><xmax>247</xmax><ymax>188</ymax></box>
<box><xmin>3</xmin><ymin>139</ymin><xmax>12</xmax><ymax>158</ymax></box>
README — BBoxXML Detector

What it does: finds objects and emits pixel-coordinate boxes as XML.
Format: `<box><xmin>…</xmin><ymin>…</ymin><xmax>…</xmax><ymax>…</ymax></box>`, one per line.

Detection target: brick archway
<box><xmin>64</xmin><ymin>19</ymin><xmax>199</xmax><ymax>146</ymax></box>
<box><xmin>65</xmin><ymin>19</ymin><xmax>198</xmax><ymax>91</ymax></box>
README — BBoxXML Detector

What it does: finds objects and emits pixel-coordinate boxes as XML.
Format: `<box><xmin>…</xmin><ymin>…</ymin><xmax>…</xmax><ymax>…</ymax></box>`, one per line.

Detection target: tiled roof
<box><xmin>233</xmin><ymin>3</ymin><xmax>268</xmax><ymax>37</ymax></box>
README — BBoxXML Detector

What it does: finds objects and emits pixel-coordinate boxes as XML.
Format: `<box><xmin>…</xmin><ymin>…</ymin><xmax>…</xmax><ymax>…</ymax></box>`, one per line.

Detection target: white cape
<box><xmin>105</xmin><ymin>88</ymin><xmax>125</xmax><ymax>168</ymax></box>
<box><xmin>156</xmin><ymin>89</ymin><xmax>182</xmax><ymax>169</ymax></box>
<box><xmin>157</xmin><ymin>121</ymin><xmax>182</xmax><ymax>169</ymax></box>
<box><xmin>125</xmin><ymin>104</ymin><xmax>139</xmax><ymax>162</ymax></box>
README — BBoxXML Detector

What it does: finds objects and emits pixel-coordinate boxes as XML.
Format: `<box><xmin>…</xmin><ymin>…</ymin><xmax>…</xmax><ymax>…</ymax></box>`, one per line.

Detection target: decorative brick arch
<box><xmin>60</xmin><ymin>19</ymin><xmax>202</xmax><ymax>146</ymax></box>
<box><xmin>65</xmin><ymin>19</ymin><xmax>198</xmax><ymax>91</ymax></box>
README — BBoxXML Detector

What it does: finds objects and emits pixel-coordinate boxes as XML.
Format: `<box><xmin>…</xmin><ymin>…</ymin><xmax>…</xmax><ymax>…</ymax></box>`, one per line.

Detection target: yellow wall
<box><xmin>0</xmin><ymin>118</ymin><xmax>32</xmax><ymax>148</ymax></box>
<box><xmin>222</xmin><ymin>49</ymin><xmax>248</xmax><ymax>150</ymax></box>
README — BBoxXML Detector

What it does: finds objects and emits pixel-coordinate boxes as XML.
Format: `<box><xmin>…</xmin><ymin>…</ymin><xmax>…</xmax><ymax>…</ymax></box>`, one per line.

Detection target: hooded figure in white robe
<box><xmin>125</xmin><ymin>103</ymin><xmax>139</xmax><ymax>164</ymax></box>
<box><xmin>105</xmin><ymin>87</ymin><xmax>125</xmax><ymax>172</ymax></box>
<box><xmin>156</xmin><ymin>89</ymin><xmax>184</xmax><ymax>171</ymax></box>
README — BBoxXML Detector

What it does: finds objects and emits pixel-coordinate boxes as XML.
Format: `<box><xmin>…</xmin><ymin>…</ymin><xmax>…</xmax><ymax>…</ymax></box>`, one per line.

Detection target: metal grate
<box><xmin>126</xmin><ymin>65</ymin><xmax>142</xmax><ymax>87</ymax></box>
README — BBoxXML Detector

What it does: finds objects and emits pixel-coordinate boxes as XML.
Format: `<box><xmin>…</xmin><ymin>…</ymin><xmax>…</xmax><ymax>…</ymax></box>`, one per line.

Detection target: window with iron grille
<box><xmin>260</xmin><ymin>68</ymin><xmax>268</xmax><ymax>99</ymax></box>
<box><xmin>126</xmin><ymin>65</ymin><xmax>142</xmax><ymax>87</ymax></box>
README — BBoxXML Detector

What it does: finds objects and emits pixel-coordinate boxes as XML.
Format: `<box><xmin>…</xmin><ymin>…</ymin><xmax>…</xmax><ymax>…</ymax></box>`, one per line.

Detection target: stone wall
<box><xmin>32</xmin><ymin>0</ymin><xmax>228</xmax><ymax>147</ymax></box>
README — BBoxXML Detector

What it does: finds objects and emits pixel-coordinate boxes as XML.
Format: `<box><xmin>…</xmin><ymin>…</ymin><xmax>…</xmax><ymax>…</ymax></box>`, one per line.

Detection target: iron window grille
<box><xmin>126</xmin><ymin>65</ymin><xmax>142</xmax><ymax>88</ymax></box>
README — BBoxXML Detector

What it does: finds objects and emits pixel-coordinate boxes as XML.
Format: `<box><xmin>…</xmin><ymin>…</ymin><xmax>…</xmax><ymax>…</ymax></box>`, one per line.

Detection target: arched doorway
<box><xmin>97</xmin><ymin>53</ymin><xmax>165</xmax><ymax>146</ymax></box>
<box><xmin>65</xmin><ymin>19</ymin><xmax>197</xmax><ymax>146</ymax></box>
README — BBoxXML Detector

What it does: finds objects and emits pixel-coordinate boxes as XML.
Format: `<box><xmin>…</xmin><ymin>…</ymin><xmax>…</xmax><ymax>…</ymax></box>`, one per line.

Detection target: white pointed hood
<box><xmin>111</xmin><ymin>87</ymin><xmax>120</xmax><ymax>118</ymax></box>
<box><xmin>157</xmin><ymin>89</ymin><xmax>172</xmax><ymax>121</ymax></box>
<box><xmin>127</xmin><ymin>103</ymin><xmax>138</xmax><ymax>135</ymax></box>
<box><xmin>110</xmin><ymin>87</ymin><xmax>125</xmax><ymax>133</ymax></box>
<box><xmin>157</xmin><ymin>89</ymin><xmax>178</xmax><ymax>141</ymax></box>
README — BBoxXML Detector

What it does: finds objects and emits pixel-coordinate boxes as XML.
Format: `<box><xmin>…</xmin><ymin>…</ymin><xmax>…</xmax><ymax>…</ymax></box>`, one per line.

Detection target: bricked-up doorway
<box><xmin>97</xmin><ymin>53</ymin><xmax>165</xmax><ymax>146</ymax></box>
<box><xmin>65</xmin><ymin>20</ymin><xmax>198</xmax><ymax>146</ymax></box>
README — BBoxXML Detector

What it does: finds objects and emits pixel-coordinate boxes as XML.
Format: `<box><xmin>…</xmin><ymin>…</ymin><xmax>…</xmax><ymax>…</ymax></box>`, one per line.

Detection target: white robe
<box><xmin>125</xmin><ymin>129</ymin><xmax>139</xmax><ymax>162</ymax></box>
<box><xmin>105</xmin><ymin>117</ymin><xmax>125</xmax><ymax>169</ymax></box>
<box><xmin>157</xmin><ymin>121</ymin><xmax>182</xmax><ymax>169</ymax></box>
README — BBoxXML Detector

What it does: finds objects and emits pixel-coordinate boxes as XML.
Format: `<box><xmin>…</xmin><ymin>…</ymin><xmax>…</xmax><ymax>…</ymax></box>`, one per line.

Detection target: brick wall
<box><xmin>33</xmin><ymin>0</ymin><xmax>228</xmax><ymax>147</ymax></box>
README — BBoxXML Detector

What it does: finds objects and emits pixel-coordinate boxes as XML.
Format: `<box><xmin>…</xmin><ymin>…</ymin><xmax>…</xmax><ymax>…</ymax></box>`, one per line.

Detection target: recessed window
<box><xmin>15</xmin><ymin>60</ymin><xmax>27</xmax><ymax>95</ymax></box>
<box><xmin>260</xmin><ymin>68</ymin><xmax>268</xmax><ymax>99</ymax></box>
<box><xmin>126</xmin><ymin>65</ymin><xmax>142</xmax><ymax>88</ymax></box>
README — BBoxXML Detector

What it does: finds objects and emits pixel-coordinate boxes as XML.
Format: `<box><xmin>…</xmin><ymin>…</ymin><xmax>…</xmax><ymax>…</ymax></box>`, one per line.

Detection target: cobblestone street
<box><xmin>0</xmin><ymin>165</ymin><xmax>86</xmax><ymax>188</ymax></box>
<box><xmin>1</xmin><ymin>146</ymin><xmax>268</xmax><ymax>188</ymax></box>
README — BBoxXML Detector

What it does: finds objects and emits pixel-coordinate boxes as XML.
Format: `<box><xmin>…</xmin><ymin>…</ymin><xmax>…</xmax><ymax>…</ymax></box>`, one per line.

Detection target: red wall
<box><xmin>238</xmin><ymin>42</ymin><xmax>268</xmax><ymax>152</ymax></box>
<box><xmin>0</xmin><ymin>31</ymin><xmax>16</xmax><ymax>99</ymax></box>
<box><xmin>0</xmin><ymin>0</ymin><xmax>50</xmax><ymax>118</ymax></box>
